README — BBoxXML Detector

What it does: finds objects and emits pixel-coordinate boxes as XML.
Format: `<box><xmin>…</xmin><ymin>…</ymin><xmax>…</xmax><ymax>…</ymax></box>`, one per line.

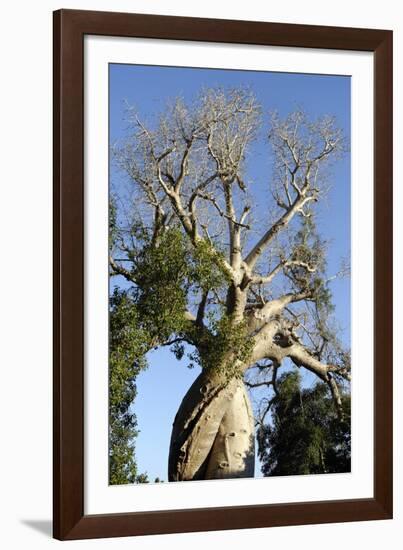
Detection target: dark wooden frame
<box><xmin>53</xmin><ymin>8</ymin><xmax>393</xmax><ymax>540</ymax></box>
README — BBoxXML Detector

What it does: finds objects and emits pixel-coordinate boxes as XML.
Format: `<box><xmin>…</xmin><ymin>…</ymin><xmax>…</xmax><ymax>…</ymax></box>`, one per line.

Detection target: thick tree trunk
<box><xmin>204</xmin><ymin>380</ymin><xmax>255</xmax><ymax>479</ymax></box>
<box><xmin>168</xmin><ymin>370</ymin><xmax>255</xmax><ymax>481</ymax></box>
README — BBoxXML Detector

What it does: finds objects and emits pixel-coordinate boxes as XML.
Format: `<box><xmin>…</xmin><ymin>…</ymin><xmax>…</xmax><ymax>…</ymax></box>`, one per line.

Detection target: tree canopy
<box><xmin>109</xmin><ymin>86</ymin><xmax>351</xmax><ymax>483</ymax></box>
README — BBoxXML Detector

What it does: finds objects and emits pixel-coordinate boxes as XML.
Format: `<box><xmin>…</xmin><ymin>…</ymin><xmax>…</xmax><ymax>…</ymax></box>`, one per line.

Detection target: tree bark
<box><xmin>168</xmin><ymin>371</ymin><xmax>255</xmax><ymax>481</ymax></box>
<box><xmin>204</xmin><ymin>380</ymin><xmax>254</xmax><ymax>479</ymax></box>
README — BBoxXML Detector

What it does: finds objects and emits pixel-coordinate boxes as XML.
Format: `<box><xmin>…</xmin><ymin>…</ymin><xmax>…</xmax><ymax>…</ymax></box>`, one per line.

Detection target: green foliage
<box><xmin>257</xmin><ymin>370</ymin><xmax>351</xmax><ymax>476</ymax></box>
<box><xmin>109</xmin><ymin>196</ymin><xmax>118</xmax><ymax>251</ymax></box>
<box><xmin>188</xmin><ymin>314</ymin><xmax>253</xmax><ymax>378</ymax></box>
<box><xmin>133</xmin><ymin>229</ymin><xmax>229</xmax><ymax>340</ymax></box>
<box><xmin>134</xmin><ymin>229</ymin><xmax>190</xmax><ymax>340</ymax></box>
<box><xmin>191</xmin><ymin>238</ymin><xmax>232</xmax><ymax>290</ymax></box>
<box><xmin>109</xmin><ymin>228</ymin><xmax>231</xmax><ymax>482</ymax></box>
<box><xmin>290</xmin><ymin>216</ymin><xmax>336</xmax><ymax>324</ymax></box>
<box><xmin>136</xmin><ymin>473</ymin><xmax>150</xmax><ymax>483</ymax></box>
<box><xmin>109</xmin><ymin>288</ymin><xmax>150</xmax><ymax>485</ymax></box>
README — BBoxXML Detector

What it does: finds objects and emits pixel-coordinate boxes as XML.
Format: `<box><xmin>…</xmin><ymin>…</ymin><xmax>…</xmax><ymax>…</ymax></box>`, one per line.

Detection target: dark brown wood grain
<box><xmin>53</xmin><ymin>9</ymin><xmax>393</xmax><ymax>540</ymax></box>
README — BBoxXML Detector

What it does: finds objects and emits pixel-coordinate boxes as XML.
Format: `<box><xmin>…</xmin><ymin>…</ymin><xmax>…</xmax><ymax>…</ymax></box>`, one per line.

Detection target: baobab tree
<box><xmin>110</xmin><ymin>87</ymin><xmax>351</xmax><ymax>483</ymax></box>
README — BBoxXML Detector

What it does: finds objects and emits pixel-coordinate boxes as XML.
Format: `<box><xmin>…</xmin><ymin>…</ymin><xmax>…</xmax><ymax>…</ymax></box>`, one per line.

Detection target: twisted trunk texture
<box><xmin>167</xmin><ymin>306</ymin><xmax>347</xmax><ymax>481</ymax></box>
<box><xmin>168</xmin><ymin>370</ymin><xmax>255</xmax><ymax>481</ymax></box>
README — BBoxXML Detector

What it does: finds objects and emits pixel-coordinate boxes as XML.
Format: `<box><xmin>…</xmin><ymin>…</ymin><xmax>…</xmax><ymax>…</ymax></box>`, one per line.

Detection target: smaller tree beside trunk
<box><xmin>257</xmin><ymin>370</ymin><xmax>351</xmax><ymax>476</ymax></box>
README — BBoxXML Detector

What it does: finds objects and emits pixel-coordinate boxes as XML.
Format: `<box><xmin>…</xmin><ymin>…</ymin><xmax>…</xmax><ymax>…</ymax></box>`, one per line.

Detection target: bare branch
<box><xmin>196</xmin><ymin>192</ymin><xmax>250</xmax><ymax>229</ymax></box>
<box><xmin>286</xmin><ymin>341</ymin><xmax>348</xmax><ymax>418</ymax></box>
<box><xmin>109</xmin><ymin>256</ymin><xmax>135</xmax><ymax>283</ymax></box>
<box><xmin>174</xmin><ymin>138</ymin><xmax>193</xmax><ymax>194</ymax></box>
<box><xmin>196</xmin><ymin>290</ymin><xmax>209</xmax><ymax>327</ymax></box>
<box><xmin>244</xmin><ymin>194</ymin><xmax>317</xmax><ymax>269</ymax></box>
<box><xmin>251</xmin><ymin>261</ymin><xmax>286</xmax><ymax>285</ymax></box>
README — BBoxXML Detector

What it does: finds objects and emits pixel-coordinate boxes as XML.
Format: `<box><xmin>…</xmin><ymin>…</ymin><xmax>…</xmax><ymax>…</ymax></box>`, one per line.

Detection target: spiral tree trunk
<box><xmin>168</xmin><ymin>370</ymin><xmax>255</xmax><ymax>481</ymax></box>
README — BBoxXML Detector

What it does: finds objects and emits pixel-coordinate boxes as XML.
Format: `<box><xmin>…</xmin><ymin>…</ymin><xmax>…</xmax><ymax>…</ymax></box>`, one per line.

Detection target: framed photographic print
<box><xmin>53</xmin><ymin>9</ymin><xmax>393</xmax><ymax>540</ymax></box>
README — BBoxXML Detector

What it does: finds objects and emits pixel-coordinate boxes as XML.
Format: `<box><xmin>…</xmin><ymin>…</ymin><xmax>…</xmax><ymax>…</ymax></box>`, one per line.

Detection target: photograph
<box><xmin>108</xmin><ymin>63</ymin><xmax>352</xmax><ymax>485</ymax></box>
<box><xmin>50</xmin><ymin>6</ymin><xmax>392</xmax><ymax>542</ymax></box>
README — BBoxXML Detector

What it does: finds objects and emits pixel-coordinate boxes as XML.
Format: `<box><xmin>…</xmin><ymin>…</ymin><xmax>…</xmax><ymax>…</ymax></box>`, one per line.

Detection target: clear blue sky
<box><xmin>109</xmin><ymin>63</ymin><xmax>351</xmax><ymax>482</ymax></box>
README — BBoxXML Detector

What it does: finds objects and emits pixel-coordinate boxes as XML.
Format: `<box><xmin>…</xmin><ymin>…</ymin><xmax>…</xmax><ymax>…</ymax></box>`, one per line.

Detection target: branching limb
<box><xmin>254</xmin><ymin>289</ymin><xmax>315</xmax><ymax>321</ymax></box>
<box><xmin>251</xmin><ymin>261</ymin><xmax>285</xmax><ymax>285</ymax></box>
<box><xmin>286</xmin><ymin>341</ymin><xmax>349</xmax><ymax>418</ymax></box>
<box><xmin>188</xmin><ymin>173</ymin><xmax>219</xmax><ymax>218</ymax></box>
<box><xmin>196</xmin><ymin>290</ymin><xmax>209</xmax><ymax>327</ymax></box>
<box><xmin>195</xmin><ymin>192</ymin><xmax>250</xmax><ymax>229</ymax></box>
<box><xmin>250</xmin><ymin>257</ymin><xmax>317</xmax><ymax>286</ymax></box>
<box><xmin>244</xmin><ymin>111</ymin><xmax>344</xmax><ymax>271</ymax></box>
<box><xmin>174</xmin><ymin>138</ymin><xmax>193</xmax><ymax>194</ymax></box>
<box><xmin>160</xmin><ymin>336</ymin><xmax>194</xmax><ymax>348</ymax></box>
<box><xmin>109</xmin><ymin>256</ymin><xmax>135</xmax><ymax>283</ymax></box>
<box><xmin>245</xmin><ymin>360</ymin><xmax>280</xmax><ymax>395</ymax></box>
<box><xmin>327</xmin><ymin>373</ymin><xmax>344</xmax><ymax>419</ymax></box>
<box><xmin>244</xmin><ymin>194</ymin><xmax>317</xmax><ymax>269</ymax></box>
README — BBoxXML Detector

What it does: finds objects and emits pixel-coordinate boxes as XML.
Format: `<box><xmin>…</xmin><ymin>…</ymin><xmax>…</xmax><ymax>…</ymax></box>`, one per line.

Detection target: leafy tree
<box><xmin>109</xmin><ymin>87</ymin><xmax>351</xmax><ymax>482</ymax></box>
<box><xmin>257</xmin><ymin>371</ymin><xmax>351</xmax><ymax>476</ymax></box>
<box><xmin>109</xmin><ymin>289</ymin><xmax>150</xmax><ymax>484</ymax></box>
